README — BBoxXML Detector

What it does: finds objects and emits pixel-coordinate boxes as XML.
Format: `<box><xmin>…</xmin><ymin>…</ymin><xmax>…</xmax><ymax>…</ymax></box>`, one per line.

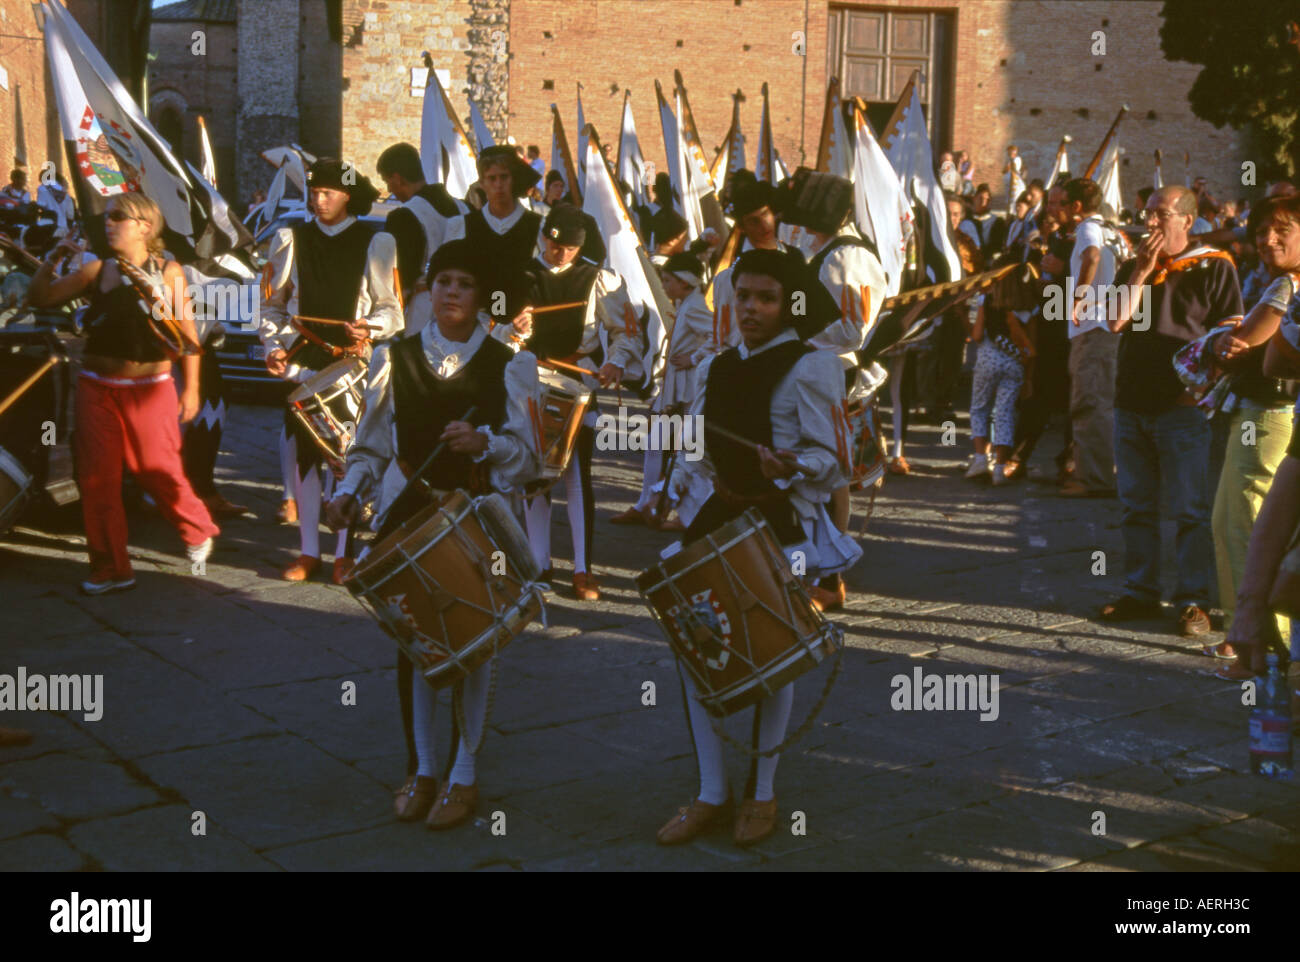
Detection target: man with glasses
<box><xmin>1101</xmin><ymin>185</ymin><xmax>1244</xmax><ymax>637</ymax></box>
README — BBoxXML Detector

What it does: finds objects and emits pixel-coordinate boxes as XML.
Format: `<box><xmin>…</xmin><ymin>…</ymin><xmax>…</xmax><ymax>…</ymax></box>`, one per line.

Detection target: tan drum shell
<box><xmin>345</xmin><ymin>490</ymin><xmax>542</xmax><ymax>689</ymax></box>
<box><xmin>287</xmin><ymin>357</ymin><xmax>368</xmax><ymax>465</ymax></box>
<box><xmin>636</xmin><ymin>510</ymin><xmax>840</xmax><ymax>717</ymax></box>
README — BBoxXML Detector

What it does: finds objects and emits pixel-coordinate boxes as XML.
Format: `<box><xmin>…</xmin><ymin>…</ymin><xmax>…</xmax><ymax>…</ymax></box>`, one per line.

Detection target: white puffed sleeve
<box><xmin>592</xmin><ymin>268</ymin><xmax>644</xmax><ymax>373</ymax></box>
<box><xmin>806</xmin><ymin>244</ymin><xmax>888</xmax><ymax>355</ymax></box>
<box><xmin>773</xmin><ymin>349</ymin><xmax>850</xmax><ymax>502</ymax></box>
<box><xmin>361</xmin><ymin>231</ymin><xmax>404</xmax><ymax>340</ymax></box>
<box><xmin>335</xmin><ymin>341</ymin><xmax>396</xmax><ymax>503</ymax></box>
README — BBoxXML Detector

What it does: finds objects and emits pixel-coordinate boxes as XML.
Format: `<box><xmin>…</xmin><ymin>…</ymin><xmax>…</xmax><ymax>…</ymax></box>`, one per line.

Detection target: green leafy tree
<box><xmin>1160</xmin><ymin>0</ymin><xmax>1300</xmax><ymax>181</ymax></box>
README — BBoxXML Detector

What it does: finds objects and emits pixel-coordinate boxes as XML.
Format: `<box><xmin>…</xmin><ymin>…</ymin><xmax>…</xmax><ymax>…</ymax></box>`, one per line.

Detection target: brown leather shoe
<box><xmin>281</xmin><ymin>554</ymin><xmax>321</xmax><ymax>582</ymax></box>
<box><xmin>0</xmin><ymin>727</ymin><xmax>33</xmax><ymax>747</ymax></box>
<box><xmin>394</xmin><ymin>775</ymin><xmax>439</xmax><ymax>821</ymax></box>
<box><xmin>573</xmin><ymin>571</ymin><xmax>600</xmax><ymax>601</ymax></box>
<box><xmin>1178</xmin><ymin>604</ymin><xmax>1211</xmax><ymax>637</ymax></box>
<box><xmin>426</xmin><ymin>782</ymin><xmax>478</xmax><ymax>830</ymax></box>
<box><xmin>808</xmin><ymin>585</ymin><xmax>842</xmax><ymax>613</ymax></box>
<box><xmin>657</xmin><ymin>797</ymin><xmax>733</xmax><ymax>845</ymax></box>
<box><xmin>277</xmin><ymin>498</ymin><xmax>298</xmax><ymax>524</ymax></box>
<box><xmin>609</xmin><ymin>507</ymin><xmax>649</xmax><ymax>526</ymax></box>
<box><xmin>332</xmin><ymin>557</ymin><xmax>355</xmax><ymax>586</ymax></box>
<box><xmin>887</xmin><ymin>456</ymin><xmax>911</xmax><ymax>476</ymax></box>
<box><xmin>733</xmin><ymin>797</ymin><xmax>778</xmax><ymax>847</ymax></box>
<box><xmin>203</xmin><ymin>493</ymin><xmax>250</xmax><ymax>519</ymax></box>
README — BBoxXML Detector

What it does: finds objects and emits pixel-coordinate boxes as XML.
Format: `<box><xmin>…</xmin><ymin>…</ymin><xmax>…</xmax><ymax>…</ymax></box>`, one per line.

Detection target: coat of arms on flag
<box><xmin>667</xmin><ymin>590</ymin><xmax>732</xmax><ymax>671</ymax></box>
<box><xmin>76</xmin><ymin>104</ymin><xmax>142</xmax><ymax>196</ymax></box>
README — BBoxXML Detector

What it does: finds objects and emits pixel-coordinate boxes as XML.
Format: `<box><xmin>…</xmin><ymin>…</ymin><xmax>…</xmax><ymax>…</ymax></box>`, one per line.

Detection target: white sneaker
<box><xmin>964</xmin><ymin>454</ymin><xmax>990</xmax><ymax>479</ymax></box>
<box><xmin>80</xmin><ymin>577</ymin><xmax>136</xmax><ymax>596</ymax></box>
<box><xmin>992</xmin><ymin>463</ymin><xmax>1009</xmax><ymax>486</ymax></box>
<box><xmin>185</xmin><ymin>537</ymin><xmax>214</xmax><ymax>565</ymax></box>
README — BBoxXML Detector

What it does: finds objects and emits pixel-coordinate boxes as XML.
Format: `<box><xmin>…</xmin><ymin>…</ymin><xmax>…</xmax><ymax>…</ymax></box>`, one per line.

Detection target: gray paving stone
<box><xmin>0</xmin><ymin>789</ymin><xmax>60</xmax><ymax>839</ymax></box>
<box><xmin>134</xmin><ymin>734</ymin><xmax>389</xmax><ymax>850</ymax></box>
<box><xmin>0</xmin><ymin>755</ymin><xmax>159</xmax><ymax>820</ymax></box>
<box><xmin>0</xmin><ymin>832</ymin><xmax>84</xmax><ymax>871</ymax></box>
<box><xmin>65</xmin><ymin>805</ymin><xmax>278</xmax><ymax>871</ymax></box>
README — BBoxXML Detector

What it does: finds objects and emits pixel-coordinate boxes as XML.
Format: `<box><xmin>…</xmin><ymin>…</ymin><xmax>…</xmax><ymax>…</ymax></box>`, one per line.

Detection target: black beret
<box><xmin>730</xmin><ymin>178</ymin><xmax>776</xmax><ymax>220</ymax></box>
<box><xmin>774</xmin><ymin>167</ymin><xmax>853</xmax><ymax>235</ymax></box>
<box><xmin>543</xmin><ymin>203</ymin><xmax>587</xmax><ymax>246</ymax></box>
<box><xmin>426</xmin><ymin>238</ymin><xmax>488</xmax><ymax>291</ymax></box>
<box><xmin>308</xmin><ymin>157</ymin><xmax>381</xmax><ymax>216</ymax></box>
<box><xmin>663</xmin><ymin>251</ymin><xmax>704</xmax><ymax>279</ymax></box>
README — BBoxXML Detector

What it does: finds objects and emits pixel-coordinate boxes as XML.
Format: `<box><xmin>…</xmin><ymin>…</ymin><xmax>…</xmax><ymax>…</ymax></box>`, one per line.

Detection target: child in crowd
<box><xmin>966</xmin><ymin>271</ymin><xmax>1036</xmax><ymax>485</ymax></box>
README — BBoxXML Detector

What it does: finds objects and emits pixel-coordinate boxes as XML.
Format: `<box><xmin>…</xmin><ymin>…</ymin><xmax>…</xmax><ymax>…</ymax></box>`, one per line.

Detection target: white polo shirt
<box><xmin>1069</xmin><ymin>215</ymin><xmax>1116</xmax><ymax>337</ymax></box>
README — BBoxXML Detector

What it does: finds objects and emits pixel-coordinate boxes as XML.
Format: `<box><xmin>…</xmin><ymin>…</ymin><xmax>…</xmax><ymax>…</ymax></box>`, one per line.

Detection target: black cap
<box><xmin>426</xmin><ymin>238</ymin><xmax>488</xmax><ymax>291</ymax></box>
<box><xmin>730</xmin><ymin>178</ymin><xmax>776</xmax><ymax>220</ymax></box>
<box><xmin>653</xmin><ymin>172</ymin><xmax>673</xmax><ymax>200</ymax></box>
<box><xmin>543</xmin><ymin>203</ymin><xmax>587</xmax><ymax>246</ymax></box>
<box><xmin>307</xmin><ymin>157</ymin><xmax>381</xmax><ymax>216</ymax></box>
<box><xmin>663</xmin><ymin>251</ymin><xmax>704</xmax><ymax>280</ymax></box>
<box><xmin>775</xmin><ymin>167</ymin><xmax>853</xmax><ymax>235</ymax></box>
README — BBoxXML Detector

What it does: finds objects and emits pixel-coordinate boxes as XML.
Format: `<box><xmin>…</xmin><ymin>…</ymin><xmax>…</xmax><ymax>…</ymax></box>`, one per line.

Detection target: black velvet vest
<box><xmin>463</xmin><ymin>207</ymin><xmax>541</xmax><ymax>313</ymax></box>
<box><xmin>704</xmin><ymin>340</ymin><xmax>812</xmax><ymax>497</ymax></box>
<box><xmin>292</xmin><ymin>220</ymin><xmax>373</xmax><ymax>370</ymax></box>
<box><xmin>524</xmin><ymin>258</ymin><xmax>599</xmax><ymax>360</ymax></box>
<box><xmin>389</xmin><ymin>332</ymin><xmax>511</xmax><ymax>493</ymax></box>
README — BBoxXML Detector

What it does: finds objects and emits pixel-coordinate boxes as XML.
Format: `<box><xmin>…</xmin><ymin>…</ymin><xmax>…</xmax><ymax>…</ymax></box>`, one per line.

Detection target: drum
<box><xmin>286</xmin><ymin>357</ymin><xmax>367</xmax><ymax>467</ymax></box>
<box><xmin>636</xmin><ymin>509</ymin><xmax>842</xmax><ymax>717</ymax></box>
<box><xmin>0</xmin><ymin>445</ymin><xmax>33</xmax><ymax>535</ymax></box>
<box><xmin>527</xmin><ymin>369</ymin><xmax>591</xmax><ymax>492</ymax></box>
<box><xmin>846</xmin><ymin>397</ymin><xmax>887</xmax><ymax>492</ymax></box>
<box><xmin>344</xmin><ymin>489</ymin><xmax>544</xmax><ymax>689</ymax></box>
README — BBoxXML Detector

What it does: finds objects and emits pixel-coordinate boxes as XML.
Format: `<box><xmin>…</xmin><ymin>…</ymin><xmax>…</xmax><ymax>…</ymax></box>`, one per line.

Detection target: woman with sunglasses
<box><xmin>29</xmin><ymin>193</ymin><xmax>218</xmax><ymax>594</ymax></box>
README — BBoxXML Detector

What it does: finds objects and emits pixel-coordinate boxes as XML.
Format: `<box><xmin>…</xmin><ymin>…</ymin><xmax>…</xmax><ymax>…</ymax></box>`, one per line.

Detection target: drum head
<box><xmin>474</xmin><ymin>493</ymin><xmax>541</xmax><ymax>583</ymax></box>
<box><xmin>287</xmin><ymin>357</ymin><xmax>367</xmax><ymax>403</ymax></box>
<box><xmin>538</xmin><ymin>368</ymin><xmax>589</xmax><ymax>400</ymax></box>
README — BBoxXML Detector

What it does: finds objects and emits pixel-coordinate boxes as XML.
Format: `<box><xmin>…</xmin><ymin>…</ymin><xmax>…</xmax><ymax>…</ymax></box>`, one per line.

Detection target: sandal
<box><xmin>1212</xmin><ymin>660</ymin><xmax>1256</xmax><ymax>682</ymax></box>
<box><xmin>1098</xmin><ymin>595</ymin><xmax>1162</xmax><ymax>622</ymax></box>
<box><xmin>1201</xmin><ymin>641</ymin><xmax>1237</xmax><ymax>659</ymax></box>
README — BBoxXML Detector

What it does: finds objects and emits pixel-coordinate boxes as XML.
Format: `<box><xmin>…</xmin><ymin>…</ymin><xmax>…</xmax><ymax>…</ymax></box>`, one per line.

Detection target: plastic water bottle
<box><xmin>1250</xmin><ymin>654</ymin><xmax>1292</xmax><ymax>778</ymax></box>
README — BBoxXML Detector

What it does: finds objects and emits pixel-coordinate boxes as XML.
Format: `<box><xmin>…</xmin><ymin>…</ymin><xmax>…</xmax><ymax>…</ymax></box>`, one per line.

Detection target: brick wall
<box><xmin>506</xmin><ymin>0</ymin><xmax>825</xmax><ymax>179</ymax></box>
<box><xmin>0</xmin><ymin>0</ymin><xmax>62</xmax><ymax>186</ymax></box>
<box><xmin>340</xmin><ymin>0</ymin><xmax>477</xmax><ymax>179</ymax></box>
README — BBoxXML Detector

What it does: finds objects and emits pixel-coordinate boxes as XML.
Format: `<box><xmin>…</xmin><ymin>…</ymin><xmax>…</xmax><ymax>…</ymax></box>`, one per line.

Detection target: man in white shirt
<box><xmin>35</xmin><ymin>173</ymin><xmax>76</xmax><ymax>236</ymax></box>
<box><xmin>1062</xmin><ymin>176</ymin><xmax>1119</xmax><ymax>497</ymax></box>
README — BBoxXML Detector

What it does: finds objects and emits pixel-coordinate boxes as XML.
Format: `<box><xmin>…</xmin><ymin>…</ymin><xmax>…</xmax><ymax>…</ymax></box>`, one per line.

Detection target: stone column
<box><xmin>467</xmin><ymin>0</ymin><xmax>509</xmax><ymax>142</ymax></box>
<box><xmin>236</xmin><ymin>0</ymin><xmax>300</xmax><ymax>208</ymax></box>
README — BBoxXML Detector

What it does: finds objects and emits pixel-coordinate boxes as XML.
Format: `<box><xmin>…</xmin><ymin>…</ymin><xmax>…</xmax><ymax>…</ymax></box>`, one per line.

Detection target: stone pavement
<box><xmin>2</xmin><ymin>394</ymin><xmax>1298</xmax><ymax>872</ymax></box>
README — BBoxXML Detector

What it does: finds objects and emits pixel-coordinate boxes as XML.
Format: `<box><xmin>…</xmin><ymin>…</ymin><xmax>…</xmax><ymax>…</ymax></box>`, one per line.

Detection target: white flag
<box><xmin>617</xmin><ymin>92</ymin><xmax>648</xmax><ymax>208</ymax></box>
<box><xmin>1098</xmin><ymin>140</ymin><xmax>1123</xmax><ymax>223</ymax></box>
<box><xmin>469</xmin><ymin>100</ymin><xmax>494</xmax><ymax>153</ymax></box>
<box><xmin>582</xmin><ymin>133</ymin><xmax>671</xmax><ymax>393</ymax></box>
<box><xmin>881</xmin><ymin>78</ymin><xmax>961</xmax><ymax>283</ymax></box>
<box><xmin>197</xmin><ymin>114</ymin><xmax>216</xmax><ymax>187</ymax></box>
<box><xmin>421</xmin><ymin>69</ymin><xmax>477</xmax><ymax>198</ymax></box>
<box><xmin>1046</xmin><ymin>137</ymin><xmax>1071</xmax><ymax>189</ymax></box>
<box><xmin>851</xmin><ymin>104</ymin><xmax>912</xmax><ymax>297</ymax></box>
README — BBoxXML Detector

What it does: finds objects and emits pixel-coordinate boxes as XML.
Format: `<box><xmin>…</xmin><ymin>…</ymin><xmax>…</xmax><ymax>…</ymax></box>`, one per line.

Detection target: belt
<box><xmin>79</xmin><ymin>370</ymin><xmax>172</xmax><ymax>387</ymax></box>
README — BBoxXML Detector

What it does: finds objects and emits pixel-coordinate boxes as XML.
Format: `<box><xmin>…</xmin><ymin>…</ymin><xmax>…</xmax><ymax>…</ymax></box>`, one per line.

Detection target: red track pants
<box><xmin>75</xmin><ymin>372</ymin><xmax>219</xmax><ymax>581</ymax></box>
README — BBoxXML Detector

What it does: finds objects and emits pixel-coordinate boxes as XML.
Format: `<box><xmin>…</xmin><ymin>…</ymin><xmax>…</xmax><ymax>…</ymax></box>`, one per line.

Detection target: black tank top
<box><xmin>463</xmin><ymin>206</ymin><xmax>541</xmax><ymax>314</ymax></box>
<box><xmin>83</xmin><ymin>255</ymin><xmax>170</xmax><ymax>363</ymax></box>
<box><xmin>291</xmin><ymin>219</ymin><xmax>374</xmax><ymax>371</ymax></box>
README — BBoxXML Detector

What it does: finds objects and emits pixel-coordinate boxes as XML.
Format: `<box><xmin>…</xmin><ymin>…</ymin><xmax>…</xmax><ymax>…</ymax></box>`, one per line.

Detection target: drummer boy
<box><xmin>656</xmin><ymin>248</ymin><xmax>860</xmax><ymax>848</ymax></box>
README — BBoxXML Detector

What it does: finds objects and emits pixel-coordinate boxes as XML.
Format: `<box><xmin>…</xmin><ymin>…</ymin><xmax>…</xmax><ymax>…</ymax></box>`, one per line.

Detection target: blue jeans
<box><xmin>1114</xmin><ymin>405</ymin><xmax>1213</xmax><ymax>608</ymax></box>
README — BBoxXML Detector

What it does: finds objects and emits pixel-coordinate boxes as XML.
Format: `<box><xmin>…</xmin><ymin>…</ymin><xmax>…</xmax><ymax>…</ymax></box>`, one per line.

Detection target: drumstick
<box><xmin>0</xmin><ymin>355</ymin><xmax>61</xmax><ymax>419</ymax></box>
<box><xmin>293</xmin><ymin>314</ymin><xmax>384</xmax><ymax>331</ymax></box>
<box><xmin>704</xmin><ymin>422</ymin><xmax>810</xmax><ymax>471</ymax></box>
<box><xmin>540</xmin><ymin>358</ymin><xmax>594</xmax><ymax>380</ymax></box>
<box><xmin>372</xmin><ymin>404</ymin><xmax>479</xmax><ymax>534</ymax></box>
<box><xmin>527</xmin><ymin>300</ymin><xmax>588</xmax><ymax>315</ymax></box>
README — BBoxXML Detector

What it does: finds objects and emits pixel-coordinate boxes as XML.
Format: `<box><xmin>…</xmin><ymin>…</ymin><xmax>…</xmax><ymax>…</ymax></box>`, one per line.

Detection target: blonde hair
<box><xmin>109</xmin><ymin>193</ymin><xmax>166</xmax><ymax>255</ymax></box>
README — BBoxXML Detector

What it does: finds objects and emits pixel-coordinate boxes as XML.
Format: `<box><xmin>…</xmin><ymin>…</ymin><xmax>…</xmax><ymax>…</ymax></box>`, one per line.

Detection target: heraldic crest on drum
<box><xmin>666</xmin><ymin>590</ymin><xmax>732</xmax><ymax>671</ymax></box>
<box><xmin>381</xmin><ymin>593</ymin><xmax>442</xmax><ymax>669</ymax></box>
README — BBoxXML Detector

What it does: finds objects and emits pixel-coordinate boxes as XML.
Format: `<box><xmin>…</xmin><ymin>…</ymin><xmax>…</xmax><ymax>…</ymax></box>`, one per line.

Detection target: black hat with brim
<box><xmin>426</xmin><ymin>237</ymin><xmax>488</xmax><ymax>292</ymax></box>
<box><xmin>542</xmin><ymin>203</ymin><xmax>587</xmax><ymax>247</ymax></box>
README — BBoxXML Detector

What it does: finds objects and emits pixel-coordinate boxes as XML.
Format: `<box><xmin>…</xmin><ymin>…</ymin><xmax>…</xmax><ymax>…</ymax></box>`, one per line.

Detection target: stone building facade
<box><xmin>13</xmin><ymin>1</ymin><xmax>1248</xmax><ymax>214</ymax></box>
